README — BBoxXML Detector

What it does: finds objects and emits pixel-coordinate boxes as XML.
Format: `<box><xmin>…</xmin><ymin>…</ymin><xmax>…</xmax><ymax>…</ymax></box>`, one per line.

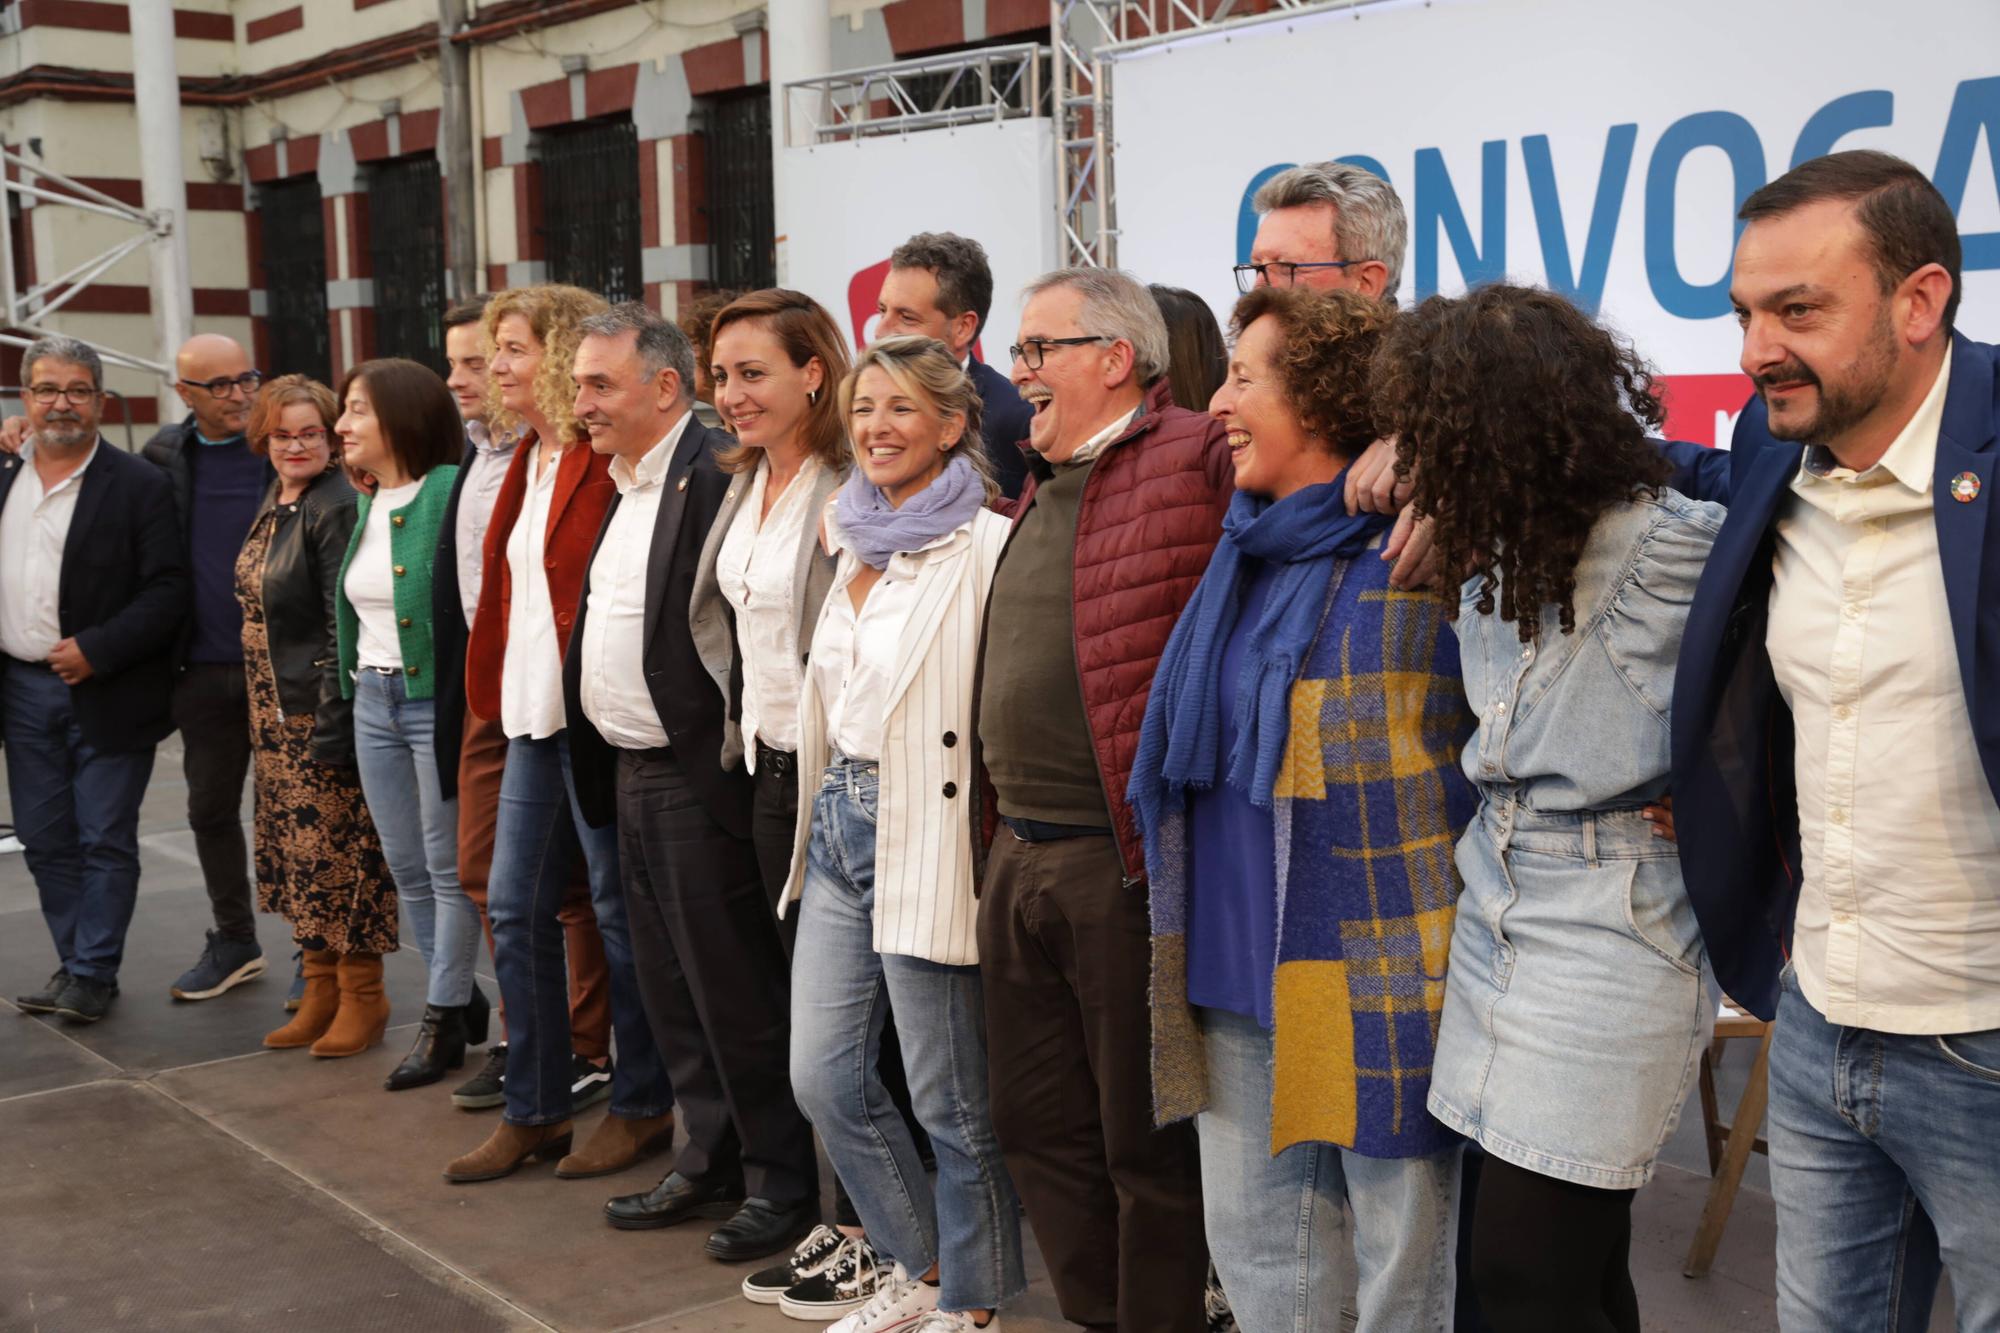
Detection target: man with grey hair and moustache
<box><xmin>3</xmin><ymin>336</ymin><xmax>187</xmax><ymax>1025</ymax></box>
<box><xmin>971</xmin><ymin>267</ymin><xmax>1226</xmax><ymax>1332</ymax></box>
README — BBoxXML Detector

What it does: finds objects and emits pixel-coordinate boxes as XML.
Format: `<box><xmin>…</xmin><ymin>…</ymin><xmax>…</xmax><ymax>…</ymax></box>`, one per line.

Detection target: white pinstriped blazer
<box><xmin>779</xmin><ymin>507</ymin><xmax>1011</xmax><ymax>965</ymax></box>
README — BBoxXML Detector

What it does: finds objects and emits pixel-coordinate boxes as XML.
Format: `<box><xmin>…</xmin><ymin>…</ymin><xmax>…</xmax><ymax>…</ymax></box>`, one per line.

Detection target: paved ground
<box><xmin>0</xmin><ymin>738</ymin><xmax>1956</xmax><ymax>1332</ymax></box>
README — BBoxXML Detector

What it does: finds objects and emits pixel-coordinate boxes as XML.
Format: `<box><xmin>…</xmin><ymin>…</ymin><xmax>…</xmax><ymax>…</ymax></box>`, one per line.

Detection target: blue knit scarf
<box><xmin>1130</xmin><ymin>474</ymin><xmax>1389</xmax><ymax>835</ymax></box>
<box><xmin>834</xmin><ymin>452</ymin><xmax>986</xmax><ymax>569</ymax></box>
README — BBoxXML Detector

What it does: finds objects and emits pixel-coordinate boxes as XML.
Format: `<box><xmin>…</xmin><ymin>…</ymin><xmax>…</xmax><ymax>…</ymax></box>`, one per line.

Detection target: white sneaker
<box><xmin>824</xmin><ymin>1266</ymin><xmax>938</xmax><ymax>1333</ymax></box>
<box><xmin>906</xmin><ymin>1312</ymin><xmax>1002</xmax><ymax>1332</ymax></box>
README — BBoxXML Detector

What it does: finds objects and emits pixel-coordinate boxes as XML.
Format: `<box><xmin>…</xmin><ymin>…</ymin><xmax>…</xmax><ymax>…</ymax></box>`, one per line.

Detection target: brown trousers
<box><xmin>976</xmin><ymin>829</ymin><xmax>1209</xmax><ymax>1333</ymax></box>
<box><xmin>458</xmin><ymin>707</ymin><xmax>610</xmax><ymax>1060</ymax></box>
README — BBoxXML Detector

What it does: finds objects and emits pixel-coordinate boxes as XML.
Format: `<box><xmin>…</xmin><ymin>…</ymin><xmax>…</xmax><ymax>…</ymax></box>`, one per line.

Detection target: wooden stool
<box><xmin>1683</xmin><ymin>999</ymin><xmax>1775</xmax><ymax>1278</ymax></box>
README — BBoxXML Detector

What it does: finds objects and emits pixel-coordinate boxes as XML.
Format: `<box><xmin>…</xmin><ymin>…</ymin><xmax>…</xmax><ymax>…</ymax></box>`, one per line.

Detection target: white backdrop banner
<box><xmin>779</xmin><ymin>117</ymin><xmax>1057</xmax><ymax>361</ymax></box>
<box><xmin>1110</xmin><ymin>0</ymin><xmax>2000</xmax><ymax>445</ymax></box>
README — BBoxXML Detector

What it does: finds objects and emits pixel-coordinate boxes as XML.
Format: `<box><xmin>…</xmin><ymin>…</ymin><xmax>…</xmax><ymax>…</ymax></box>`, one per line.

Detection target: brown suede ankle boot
<box><xmin>444</xmin><ymin>1121</ymin><xmax>575</xmax><ymax>1184</ymax></box>
<box><xmin>555</xmin><ymin>1111</ymin><xmax>676</xmax><ymax>1180</ymax></box>
<box><xmin>264</xmin><ymin>950</ymin><xmax>338</xmax><ymax>1048</ymax></box>
<box><xmin>311</xmin><ymin>952</ymin><xmax>389</xmax><ymax>1058</ymax></box>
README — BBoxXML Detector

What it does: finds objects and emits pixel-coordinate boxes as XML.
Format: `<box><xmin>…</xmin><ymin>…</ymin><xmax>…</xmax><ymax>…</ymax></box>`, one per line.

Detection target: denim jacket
<box><xmin>1456</xmin><ymin>490</ymin><xmax>1724</xmax><ymax>812</ymax></box>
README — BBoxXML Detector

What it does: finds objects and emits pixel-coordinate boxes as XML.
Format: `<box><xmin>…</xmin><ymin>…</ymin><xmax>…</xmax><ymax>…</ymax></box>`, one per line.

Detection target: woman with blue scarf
<box><xmin>778</xmin><ymin>336</ymin><xmax>1024</xmax><ymax>1333</ymax></box>
<box><xmin>1130</xmin><ymin>288</ymin><xmax>1478</xmax><ymax>1331</ymax></box>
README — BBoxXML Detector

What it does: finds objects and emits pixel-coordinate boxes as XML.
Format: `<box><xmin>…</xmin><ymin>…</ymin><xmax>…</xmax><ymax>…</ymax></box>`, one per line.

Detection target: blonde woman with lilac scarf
<box><xmin>778</xmin><ymin>336</ymin><xmax>1024</xmax><ymax>1333</ymax></box>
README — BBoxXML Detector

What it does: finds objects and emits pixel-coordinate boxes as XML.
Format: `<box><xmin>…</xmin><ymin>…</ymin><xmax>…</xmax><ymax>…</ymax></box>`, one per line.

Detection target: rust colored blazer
<box><xmin>465</xmin><ymin>431</ymin><xmax>616</xmax><ymax>723</ymax></box>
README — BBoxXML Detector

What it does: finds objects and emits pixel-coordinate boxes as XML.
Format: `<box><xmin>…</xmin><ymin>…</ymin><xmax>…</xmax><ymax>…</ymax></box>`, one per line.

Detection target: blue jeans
<box><xmin>351</xmin><ymin>670</ymin><xmax>476</xmax><ymax>1005</ymax></box>
<box><xmin>1197</xmin><ymin>1006</ymin><xmax>1461</xmax><ymax>1333</ymax></box>
<box><xmin>1769</xmin><ymin>962</ymin><xmax>2000</xmax><ymax>1332</ymax></box>
<box><xmin>2</xmin><ymin>661</ymin><xmax>155</xmax><ymax>985</ymax></box>
<box><xmin>489</xmin><ymin>732</ymin><xmax>670</xmax><ymax>1124</ymax></box>
<box><xmin>790</xmin><ymin>758</ymin><xmax>1025</xmax><ymax>1313</ymax></box>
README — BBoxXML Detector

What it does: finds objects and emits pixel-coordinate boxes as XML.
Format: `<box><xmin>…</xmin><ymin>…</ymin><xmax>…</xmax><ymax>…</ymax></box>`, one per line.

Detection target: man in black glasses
<box><xmin>149</xmin><ymin>334</ymin><xmax>273</xmax><ymax>1003</ymax></box>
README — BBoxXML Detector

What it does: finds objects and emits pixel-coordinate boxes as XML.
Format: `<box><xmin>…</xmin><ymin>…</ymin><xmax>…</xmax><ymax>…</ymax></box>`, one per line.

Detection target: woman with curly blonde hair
<box><xmin>1128</xmin><ymin>286</ymin><xmax>1478</xmax><ymax>1330</ymax></box>
<box><xmin>444</xmin><ymin>289</ymin><xmax>675</xmax><ymax>1183</ymax></box>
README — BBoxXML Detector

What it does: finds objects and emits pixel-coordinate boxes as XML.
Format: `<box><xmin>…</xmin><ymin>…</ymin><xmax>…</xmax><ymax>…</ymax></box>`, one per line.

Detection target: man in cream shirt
<box><xmin>1674</xmin><ymin>150</ymin><xmax>2000</xmax><ymax>1331</ymax></box>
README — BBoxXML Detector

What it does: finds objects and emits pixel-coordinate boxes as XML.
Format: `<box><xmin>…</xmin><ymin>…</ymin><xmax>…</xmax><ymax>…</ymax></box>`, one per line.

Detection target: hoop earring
<box><xmin>808</xmin><ymin>389</ymin><xmax>819</xmax><ymax>405</ymax></box>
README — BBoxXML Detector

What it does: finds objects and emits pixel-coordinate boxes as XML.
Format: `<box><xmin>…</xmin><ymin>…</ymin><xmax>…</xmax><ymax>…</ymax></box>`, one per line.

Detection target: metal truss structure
<box><xmin>783</xmin><ymin>42</ymin><xmax>1050</xmax><ymax>147</ymax></box>
<box><xmin>1052</xmin><ymin>0</ymin><xmax>1367</xmax><ymax>268</ymax></box>
<box><xmin>0</xmin><ymin>146</ymin><xmax>173</xmax><ymax>377</ymax></box>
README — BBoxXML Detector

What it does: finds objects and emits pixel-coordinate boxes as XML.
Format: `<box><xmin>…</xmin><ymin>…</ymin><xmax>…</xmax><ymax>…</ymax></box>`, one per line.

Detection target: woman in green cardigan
<box><xmin>334</xmin><ymin>357</ymin><xmax>488</xmax><ymax>1091</ymax></box>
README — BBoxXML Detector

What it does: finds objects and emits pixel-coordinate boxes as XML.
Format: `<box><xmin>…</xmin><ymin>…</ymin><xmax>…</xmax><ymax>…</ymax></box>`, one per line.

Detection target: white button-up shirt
<box><xmin>1768</xmin><ymin>342</ymin><xmax>2000</xmax><ymax>1035</ymax></box>
<box><xmin>812</xmin><ymin>522</ymin><xmax>959</xmax><ymax>763</ymax></box>
<box><xmin>455</xmin><ymin>419</ymin><xmax>522</xmax><ymax>628</ymax></box>
<box><xmin>580</xmin><ymin>414</ymin><xmax>692</xmax><ymax>750</ymax></box>
<box><xmin>500</xmin><ymin>445</ymin><xmax>567</xmax><ymax>740</ymax></box>
<box><xmin>718</xmin><ymin>454</ymin><xmax>821</xmax><ymax>767</ymax></box>
<box><xmin>0</xmin><ymin>439</ymin><xmax>98</xmax><ymax>661</ymax></box>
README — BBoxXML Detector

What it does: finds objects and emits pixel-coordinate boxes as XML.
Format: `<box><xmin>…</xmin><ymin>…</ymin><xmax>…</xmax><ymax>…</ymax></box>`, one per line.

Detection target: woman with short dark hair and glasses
<box><xmin>236</xmin><ymin>375</ymin><xmax>398</xmax><ymax>1058</ymax></box>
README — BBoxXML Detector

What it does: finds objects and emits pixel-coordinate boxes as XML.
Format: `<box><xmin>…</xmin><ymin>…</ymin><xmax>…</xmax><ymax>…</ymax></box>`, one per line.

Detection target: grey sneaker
<box><xmin>170</xmin><ymin>930</ymin><xmax>266</xmax><ymax>1001</ymax></box>
<box><xmin>55</xmin><ymin>975</ymin><xmax>117</xmax><ymax>1024</ymax></box>
<box><xmin>452</xmin><ymin>1043</ymin><xmax>509</xmax><ymax>1110</ymax></box>
<box><xmin>16</xmin><ymin>969</ymin><xmax>72</xmax><ymax>1014</ymax></box>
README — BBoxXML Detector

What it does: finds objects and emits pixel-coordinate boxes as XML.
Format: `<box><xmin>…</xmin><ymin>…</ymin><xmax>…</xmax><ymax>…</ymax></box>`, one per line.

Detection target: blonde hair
<box><xmin>839</xmin><ymin>335</ymin><xmax>996</xmax><ymax>502</ymax></box>
<box><xmin>481</xmin><ymin>283</ymin><xmax>609</xmax><ymax>445</ymax></box>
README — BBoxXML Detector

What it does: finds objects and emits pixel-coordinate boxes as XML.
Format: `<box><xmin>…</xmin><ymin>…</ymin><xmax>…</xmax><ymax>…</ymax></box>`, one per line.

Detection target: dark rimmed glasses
<box><xmin>1008</xmin><ymin>335</ymin><xmax>1112</xmax><ymax>370</ymax></box>
<box><xmin>179</xmin><ymin>371</ymin><xmax>265</xmax><ymax>398</ymax></box>
<box><xmin>1232</xmin><ymin>260</ymin><xmax>1372</xmax><ymax>293</ymax></box>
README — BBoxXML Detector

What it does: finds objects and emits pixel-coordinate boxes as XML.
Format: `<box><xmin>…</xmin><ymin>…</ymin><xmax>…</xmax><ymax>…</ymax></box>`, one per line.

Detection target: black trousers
<box><xmin>173</xmin><ymin>663</ymin><xmax>254</xmax><ymax>941</ymax></box>
<box><xmin>752</xmin><ymin>747</ymin><xmax>928</xmax><ymax>1229</ymax></box>
<box><xmin>617</xmin><ymin>747</ymin><xmax>817</xmax><ymax>1206</ymax></box>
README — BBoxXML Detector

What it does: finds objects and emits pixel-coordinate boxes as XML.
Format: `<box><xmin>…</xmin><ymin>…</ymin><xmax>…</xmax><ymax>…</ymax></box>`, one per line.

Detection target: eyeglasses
<box><xmin>267</xmin><ymin>428</ymin><xmax>328</xmax><ymax>448</ymax></box>
<box><xmin>1232</xmin><ymin>260</ymin><xmax>1372</xmax><ymax>293</ymax></box>
<box><xmin>26</xmin><ymin>384</ymin><xmax>99</xmax><ymax>406</ymax></box>
<box><xmin>1007</xmin><ymin>336</ymin><xmax>1112</xmax><ymax>370</ymax></box>
<box><xmin>179</xmin><ymin>371</ymin><xmax>265</xmax><ymax>398</ymax></box>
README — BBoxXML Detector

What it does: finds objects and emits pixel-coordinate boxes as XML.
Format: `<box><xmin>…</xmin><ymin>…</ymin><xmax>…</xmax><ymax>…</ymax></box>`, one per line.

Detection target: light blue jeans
<box><xmin>1197</xmin><ymin>1006</ymin><xmax>1460</xmax><ymax>1333</ymax></box>
<box><xmin>790</xmin><ymin>757</ymin><xmax>1026</xmax><ymax>1313</ymax></box>
<box><xmin>1769</xmin><ymin>961</ymin><xmax>2000</xmax><ymax>1332</ymax></box>
<box><xmin>351</xmin><ymin>670</ymin><xmax>477</xmax><ymax>1006</ymax></box>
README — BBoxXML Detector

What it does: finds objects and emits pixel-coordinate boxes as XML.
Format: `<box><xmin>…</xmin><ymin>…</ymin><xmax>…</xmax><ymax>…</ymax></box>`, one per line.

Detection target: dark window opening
<box><xmin>368</xmin><ymin>154</ymin><xmax>446</xmax><ymax>373</ymax></box>
<box><xmin>258</xmin><ymin>176</ymin><xmax>330</xmax><ymax>383</ymax></box>
<box><xmin>695</xmin><ymin>90</ymin><xmax>774</xmax><ymax>292</ymax></box>
<box><xmin>537</xmin><ymin>117</ymin><xmax>643</xmax><ymax>304</ymax></box>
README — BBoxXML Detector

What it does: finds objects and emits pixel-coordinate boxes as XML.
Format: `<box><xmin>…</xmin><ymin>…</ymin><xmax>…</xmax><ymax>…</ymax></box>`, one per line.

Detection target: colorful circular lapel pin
<box><xmin>1951</xmin><ymin>471</ymin><xmax>1981</xmax><ymax>503</ymax></box>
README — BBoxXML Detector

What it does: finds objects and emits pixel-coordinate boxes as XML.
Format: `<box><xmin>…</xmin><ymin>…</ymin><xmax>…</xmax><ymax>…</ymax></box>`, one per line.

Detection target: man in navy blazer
<box><xmin>1671</xmin><ymin>151</ymin><xmax>2000</xmax><ymax>1331</ymax></box>
<box><xmin>2</xmin><ymin>336</ymin><xmax>186</xmax><ymax>1026</ymax></box>
<box><xmin>878</xmin><ymin>232</ymin><xmax>1034</xmax><ymax>497</ymax></box>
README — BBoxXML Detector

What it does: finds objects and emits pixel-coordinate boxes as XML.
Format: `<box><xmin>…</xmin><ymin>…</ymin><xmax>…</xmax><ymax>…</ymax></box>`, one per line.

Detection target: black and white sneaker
<box><xmin>742</xmin><ymin>1223</ymin><xmax>843</xmax><ymax>1305</ymax></box>
<box><xmin>572</xmin><ymin>1054</ymin><xmax>613</xmax><ymax>1110</ymax></box>
<box><xmin>778</xmin><ymin>1232</ymin><xmax>886</xmax><ymax>1321</ymax></box>
<box><xmin>451</xmin><ymin>1043</ymin><xmax>508</xmax><ymax>1110</ymax></box>
<box><xmin>1204</xmin><ymin>1262</ymin><xmax>1237</xmax><ymax>1333</ymax></box>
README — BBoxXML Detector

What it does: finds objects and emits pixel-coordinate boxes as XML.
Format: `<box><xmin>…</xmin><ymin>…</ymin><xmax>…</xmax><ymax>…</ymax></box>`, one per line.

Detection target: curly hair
<box><xmin>1228</xmin><ymin>284</ymin><xmax>1391</xmax><ymax>461</ymax></box>
<box><xmin>1371</xmin><ymin>284</ymin><xmax>1670</xmax><ymax>641</ymax></box>
<box><xmin>481</xmin><ymin>283</ymin><xmax>609</xmax><ymax>445</ymax></box>
<box><xmin>247</xmin><ymin>373</ymin><xmax>337</xmax><ymax>458</ymax></box>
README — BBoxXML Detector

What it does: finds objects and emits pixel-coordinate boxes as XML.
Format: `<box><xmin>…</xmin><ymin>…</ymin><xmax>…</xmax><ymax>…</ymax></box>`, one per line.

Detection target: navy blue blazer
<box><xmin>1669</xmin><ymin>336</ymin><xmax>2000</xmax><ymax>1019</ymax></box>
<box><xmin>0</xmin><ymin>438</ymin><xmax>188</xmax><ymax>750</ymax></box>
<box><xmin>970</xmin><ymin>356</ymin><xmax>1032</xmax><ymax>500</ymax></box>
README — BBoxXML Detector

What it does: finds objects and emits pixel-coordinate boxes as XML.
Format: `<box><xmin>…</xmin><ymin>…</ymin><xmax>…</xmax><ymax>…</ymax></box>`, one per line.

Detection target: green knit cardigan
<box><xmin>335</xmin><ymin>465</ymin><xmax>459</xmax><ymax>700</ymax></box>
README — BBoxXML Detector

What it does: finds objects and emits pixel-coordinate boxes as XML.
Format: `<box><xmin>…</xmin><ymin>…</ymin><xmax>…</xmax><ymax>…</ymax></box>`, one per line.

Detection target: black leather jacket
<box><xmin>256</xmin><ymin>468</ymin><xmax>360</xmax><ymax>766</ymax></box>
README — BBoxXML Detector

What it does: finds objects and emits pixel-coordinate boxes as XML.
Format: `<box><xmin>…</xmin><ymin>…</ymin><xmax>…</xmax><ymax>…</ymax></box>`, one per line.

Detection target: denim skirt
<box><xmin>1428</xmin><ymin>801</ymin><xmax>1716</xmax><ymax>1189</ymax></box>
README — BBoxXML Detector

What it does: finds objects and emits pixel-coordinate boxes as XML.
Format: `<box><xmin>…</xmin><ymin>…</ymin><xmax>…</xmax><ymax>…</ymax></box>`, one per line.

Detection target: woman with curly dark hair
<box><xmin>1129</xmin><ymin>286</ymin><xmax>1478</xmax><ymax>1329</ymax></box>
<box><xmin>1374</xmin><ymin>284</ymin><xmax>1723</xmax><ymax>1333</ymax></box>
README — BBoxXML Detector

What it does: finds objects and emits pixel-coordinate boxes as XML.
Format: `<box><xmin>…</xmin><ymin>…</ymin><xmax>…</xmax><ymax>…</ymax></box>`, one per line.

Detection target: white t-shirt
<box><xmin>717</xmin><ymin>455</ymin><xmax>820</xmax><ymax>765</ymax></box>
<box><xmin>346</xmin><ymin>477</ymin><xmax>423</xmax><ymax>671</ymax></box>
<box><xmin>500</xmin><ymin>448</ymin><xmax>567</xmax><ymax>739</ymax></box>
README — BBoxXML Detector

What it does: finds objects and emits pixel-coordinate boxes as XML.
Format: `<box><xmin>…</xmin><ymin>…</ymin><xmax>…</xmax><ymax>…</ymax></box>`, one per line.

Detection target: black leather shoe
<box><xmin>705</xmin><ymin>1196</ymin><xmax>821</xmax><ymax>1263</ymax></box>
<box><xmin>384</xmin><ymin>1004</ymin><xmax>468</xmax><ymax>1091</ymax></box>
<box><xmin>463</xmin><ymin>982</ymin><xmax>491</xmax><ymax>1047</ymax></box>
<box><xmin>603</xmin><ymin>1170</ymin><xmax>746</xmax><ymax>1231</ymax></box>
<box><xmin>16</xmin><ymin>969</ymin><xmax>72</xmax><ymax>1014</ymax></box>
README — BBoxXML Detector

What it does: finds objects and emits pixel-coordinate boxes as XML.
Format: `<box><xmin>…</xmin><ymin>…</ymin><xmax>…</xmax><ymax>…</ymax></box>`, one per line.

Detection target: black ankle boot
<box><xmin>463</xmin><ymin>982</ymin><xmax>491</xmax><ymax>1047</ymax></box>
<box><xmin>384</xmin><ymin>1004</ymin><xmax>468</xmax><ymax>1091</ymax></box>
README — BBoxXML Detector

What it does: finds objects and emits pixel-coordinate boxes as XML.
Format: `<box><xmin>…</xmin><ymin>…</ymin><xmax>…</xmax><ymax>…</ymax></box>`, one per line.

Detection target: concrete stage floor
<box><xmin>0</xmin><ymin>738</ymin><xmax>1956</xmax><ymax>1332</ymax></box>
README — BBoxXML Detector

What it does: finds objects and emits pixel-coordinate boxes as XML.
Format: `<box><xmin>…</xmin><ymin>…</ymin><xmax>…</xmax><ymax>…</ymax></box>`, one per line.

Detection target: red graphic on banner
<box><xmin>1659</xmin><ymin>373</ymin><xmax>1755</xmax><ymax>450</ymax></box>
<box><xmin>846</xmin><ymin>257</ymin><xmax>985</xmax><ymax>361</ymax></box>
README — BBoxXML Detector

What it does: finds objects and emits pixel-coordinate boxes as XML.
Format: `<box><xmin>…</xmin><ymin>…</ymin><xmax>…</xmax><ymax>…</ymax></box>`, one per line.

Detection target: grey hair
<box><xmin>1253</xmin><ymin>161</ymin><xmax>1409</xmax><ymax>300</ymax></box>
<box><xmin>577</xmin><ymin>301</ymin><xmax>696</xmax><ymax>402</ymax></box>
<box><xmin>1021</xmin><ymin>267</ymin><xmax>1171</xmax><ymax>385</ymax></box>
<box><xmin>23</xmin><ymin>335</ymin><xmax>103</xmax><ymax>391</ymax></box>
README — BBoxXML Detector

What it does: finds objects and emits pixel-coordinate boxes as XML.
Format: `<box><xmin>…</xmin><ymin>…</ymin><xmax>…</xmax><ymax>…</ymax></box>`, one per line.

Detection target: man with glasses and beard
<box><xmin>1674</xmin><ymin>149</ymin><xmax>2000</xmax><ymax>1331</ymax></box>
<box><xmin>3</xmin><ymin>337</ymin><xmax>186</xmax><ymax>1024</ymax></box>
